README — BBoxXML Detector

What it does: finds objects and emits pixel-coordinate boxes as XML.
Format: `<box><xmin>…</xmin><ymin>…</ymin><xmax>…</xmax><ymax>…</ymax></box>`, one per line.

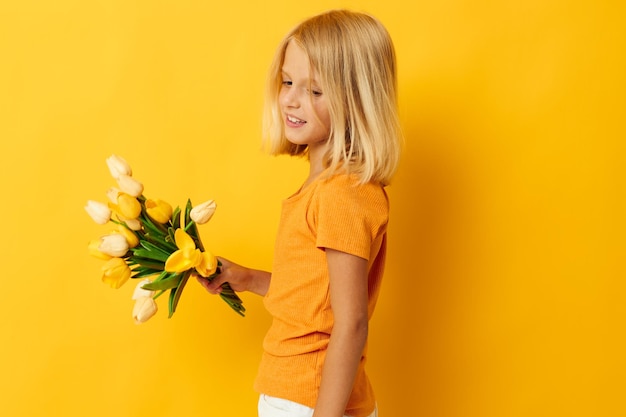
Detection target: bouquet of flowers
<box><xmin>85</xmin><ymin>154</ymin><xmax>245</xmax><ymax>323</ymax></box>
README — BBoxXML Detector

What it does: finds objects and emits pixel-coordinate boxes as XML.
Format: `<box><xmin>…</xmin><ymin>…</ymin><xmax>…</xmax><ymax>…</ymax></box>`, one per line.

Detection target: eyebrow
<box><xmin>280</xmin><ymin>70</ymin><xmax>320</xmax><ymax>86</ymax></box>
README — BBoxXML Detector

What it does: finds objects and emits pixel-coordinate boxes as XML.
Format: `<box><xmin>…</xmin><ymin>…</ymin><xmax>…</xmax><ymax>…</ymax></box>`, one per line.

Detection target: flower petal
<box><xmin>174</xmin><ymin>228</ymin><xmax>196</xmax><ymax>251</ymax></box>
<box><xmin>88</xmin><ymin>239</ymin><xmax>112</xmax><ymax>260</ymax></box>
<box><xmin>190</xmin><ymin>200</ymin><xmax>217</xmax><ymax>225</ymax></box>
<box><xmin>101</xmin><ymin>257</ymin><xmax>131</xmax><ymax>289</ymax></box>
<box><xmin>164</xmin><ymin>246</ymin><xmax>202</xmax><ymax>273</ymax></box>
<box><xmin>146</xmin><ymin>199</ymin><xmax>173</xmax><ymax>224</ymax></box>
<box><xmin>116</xmin><ymin>224</ymin><xmax>139</xmax><ymax>248</ymax></box>
<box><xmin>120</xmin><ymin>216</ymin><xmax>142</xmax><ymax>231</ymax></box>
<box><xmin>106</xmin><ymin>155</ymin><xmax>132</xmax><ymax>179</ymax></box>
<box><xmin>195</xmin><ymin>250</ymin><xmax>217</xmax><ymax>277</ymax></box>
<box><xmin>165</xmin><ymin>250</ymin><xmax>192</xmax><ymax>273</ymax></box>
<box><xmin>118</xmin><ymin>193</ymin><xmax>142</xmax><ymax>219</ymax></box>
<box><xmin>85</xmin><ymin>200</ymin><xmax>111</xmax><ymax>225</ymax></box>
<box><xmin>117</xmin><ymin>174</ymin><xmax>144</xmax><ymax>197</ymax></box>
<box><xmin>106</xmin><ymin>187</ymin><xmax>121</xmax><ymax>204</ymax></box>
<box><xmin>98</xmin><ymin>233</ymin><xmax>129</xmax><ymax>257</ymax></box>
<box><xmin>132</xmin><ymin>296</ymin><xmax>158</xmax><ymax>324</ymax></box>
<box><xmin>132</xmin><ymin>278</ymin><xmax>155</xmax><ymax>299</ymax></box>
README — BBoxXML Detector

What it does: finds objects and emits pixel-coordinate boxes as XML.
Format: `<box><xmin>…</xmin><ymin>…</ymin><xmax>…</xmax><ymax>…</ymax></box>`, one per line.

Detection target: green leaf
<box><xmin>141</xmin><ymin>273</ymin><xmax>183</xmax><ymax>291</ymax></box>
<box><xmin>141</xmin><ymin>232</ymin><xmax>177</xmax><ymax>252</ymax></box>
<box><xmin>219</xmin><ymin>283</ymin><xmax>246</xmax><ymax>317</ymax></box>
<box><xmin>184</xmin><ymin>200</ymin><xmax>208</xmax><ymax>251</ymax></box>
<box><xmin>131</xmin><ymin>270</ymin><xmax>160</xmax><ymax>279</ymax></box>
<box><xmin>127</xmin><ymin>257</ymin><xmax>165</xmax><ymax>270</ymax></box>
<box><xmin>201</xmin><ymin>261</ymin><xmax>245</xmax><ymax>317</ymax></box>
<box><xmin>132</xmin><ymin>248</ymin><xmax>169</xmax><ymax>263</ymax></box>
<box><xmin>140</xmin><ymin>240</ymin><xmax>173</xmax><ymax>256</ymax></box>
<box><xmin>184</xmin><ymin>199</ymin><xmax>193</xmax><ymax>226</ymax></box>
<box><xmin>168</xmin><ymin>271</ymin><xmax>190</xmax><ymax>317</ymax></box>
<box><xmin>172</xmin><ymin>206</ymin><xmax>181</xmax><ymax>229</ymax></box>
<box><xmin>130</xmin><ymin>266</ymin><xmax>162</xmax><ymax>278</ymax></box>
<box><xmin>167</xmin><ymin>226</ymin><xmax>176</xmax><ymax>245</ymax></box>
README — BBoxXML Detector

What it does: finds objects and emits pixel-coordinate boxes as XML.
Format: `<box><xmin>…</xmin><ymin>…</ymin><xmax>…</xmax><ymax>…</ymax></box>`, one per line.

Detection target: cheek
<box><xmin>313</xmin><ymin>98</ymin><xmax>330</xmax><ymax>124</ymax></box>
<box><xmin>278</xmin><ymin>88</ymin><xmax>287</xmax><ymax>107</ymax></box>
<box><xmin>317</xmin><ymin>106</ymin><xmax>331</xmax><ymax>131</ymax></box>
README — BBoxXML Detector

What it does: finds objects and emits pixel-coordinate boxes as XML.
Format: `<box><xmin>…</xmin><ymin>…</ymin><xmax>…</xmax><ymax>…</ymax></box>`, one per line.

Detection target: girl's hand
<box><xmin>196</xmin><ymin>256</ymin><xmax>271</xmax><ymax>296</ymax></box>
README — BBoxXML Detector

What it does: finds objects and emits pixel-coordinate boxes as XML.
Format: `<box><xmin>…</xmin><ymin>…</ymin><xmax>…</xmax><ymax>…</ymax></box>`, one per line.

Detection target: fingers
<box><xmin>195</xmin><ymin>256</ymin><xmax>232</xmax><ymax>295</ymax></box>
<box><xmin>216</xmin><ymin>256</ymin><xmax>232</xmax><ymax>269</ymax></box>
<box><xmin>197</xmin><ymin>255</ymin><xmax>248</xmax><ymax>294</ymax></box>
<box><xmin>195</xmin><ymin>275</ymin><xmax>223</xmax><ymax>294</ymax></box>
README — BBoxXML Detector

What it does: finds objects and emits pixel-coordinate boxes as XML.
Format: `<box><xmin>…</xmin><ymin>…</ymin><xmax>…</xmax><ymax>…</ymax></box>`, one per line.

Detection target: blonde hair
<box><xmin>263</xmin><ymin>9</ymin><xmax>402</xmax><ymax>185</ymax></box>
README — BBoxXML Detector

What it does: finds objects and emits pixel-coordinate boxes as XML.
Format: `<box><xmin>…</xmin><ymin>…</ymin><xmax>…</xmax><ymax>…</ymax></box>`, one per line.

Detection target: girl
<box><xmin>198</xmin><ymin>9</ymin><xmax>401</xmax><ymax>417</ymax></box>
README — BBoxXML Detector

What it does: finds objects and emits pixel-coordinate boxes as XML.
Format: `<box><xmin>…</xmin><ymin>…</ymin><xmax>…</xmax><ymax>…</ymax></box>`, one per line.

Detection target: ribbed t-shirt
<box><xmin>254</xmin><ymin>171</ymin><xmax>389</xmax><ymax>417</ymax></box>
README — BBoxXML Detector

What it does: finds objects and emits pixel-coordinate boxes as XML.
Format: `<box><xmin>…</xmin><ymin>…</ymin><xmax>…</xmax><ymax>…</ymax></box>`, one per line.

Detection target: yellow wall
<box><xmin>1</xmin><ymin>1</ymin><xmax>623</xmax><ymax>416</ymax></box>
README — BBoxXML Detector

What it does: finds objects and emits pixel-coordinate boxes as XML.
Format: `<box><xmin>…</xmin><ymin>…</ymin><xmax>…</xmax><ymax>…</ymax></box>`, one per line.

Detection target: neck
<box><xmin>305</xmin><ymin>142</ymin><xmax>326</xmax><ymax>186</ymax></box>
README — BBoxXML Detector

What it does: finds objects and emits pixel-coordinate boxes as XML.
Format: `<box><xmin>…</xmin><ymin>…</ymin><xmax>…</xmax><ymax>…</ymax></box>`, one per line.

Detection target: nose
<box><xmin>280</xmin><ymin>85</ymin><xmax>300</xmax><ymax>108</ymax></box>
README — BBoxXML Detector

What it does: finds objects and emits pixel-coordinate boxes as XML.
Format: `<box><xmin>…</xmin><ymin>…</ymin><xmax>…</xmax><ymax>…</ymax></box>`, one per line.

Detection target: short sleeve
<box><xmin>313</xmin><ymin>175</ymin><xmax>388</xmax><ymax>260</ymax></box>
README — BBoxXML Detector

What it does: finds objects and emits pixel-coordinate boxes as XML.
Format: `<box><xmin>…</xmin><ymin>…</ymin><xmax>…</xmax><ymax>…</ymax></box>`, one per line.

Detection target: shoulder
<box><xmin>312</xmin><ymin>172</ymin><xmax>389</xmax><ymax>231</ymax></box>
<box><xmin>315</xmin><ymin>172</ymin><xmax>388</xmax><ymax>209</ymax></box>
<box><xmin>311</xmin><ymin>173</ymin><xmax>389</xmax><ymax>256</ymax></box>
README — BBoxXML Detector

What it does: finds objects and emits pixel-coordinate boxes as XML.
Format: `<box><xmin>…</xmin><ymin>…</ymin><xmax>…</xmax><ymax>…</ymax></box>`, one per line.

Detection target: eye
<box><xmin>309</xmin><ymin>89</ymin><xmax>323</xmax><ymax>97</ymax></box>
<box><xmin>282</xmin><ymin>80</ymin><xmax>292</xmax><ymax>87</ymax></box>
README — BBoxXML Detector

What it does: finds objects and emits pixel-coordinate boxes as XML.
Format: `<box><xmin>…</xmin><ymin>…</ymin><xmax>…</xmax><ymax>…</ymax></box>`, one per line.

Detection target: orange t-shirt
<box><xmin>254</xmin><ymin>172</ymin><xmax>389</xmax><ymax>417</ymax></box>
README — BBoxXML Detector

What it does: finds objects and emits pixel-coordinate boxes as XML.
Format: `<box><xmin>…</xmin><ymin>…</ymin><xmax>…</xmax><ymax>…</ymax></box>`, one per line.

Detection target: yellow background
<box><xmin>1</xmin><ymin>1</ymin><xmax>624</xmax><ymax>416</ymax></box>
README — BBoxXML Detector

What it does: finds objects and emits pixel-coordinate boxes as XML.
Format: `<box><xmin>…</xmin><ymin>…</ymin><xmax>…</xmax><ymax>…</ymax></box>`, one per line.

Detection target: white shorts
<box><xmin>258</xmin><ymin>394</ymin><xmax>378</xmax><ymax>417</ymax></box>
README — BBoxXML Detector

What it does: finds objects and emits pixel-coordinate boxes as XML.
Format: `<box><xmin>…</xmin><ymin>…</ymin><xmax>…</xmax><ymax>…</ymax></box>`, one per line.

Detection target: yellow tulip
<box><xmin>195</xmin><ymin>250</ymin><xmax>218</xmax><ymax>277</ymax></box>
<box><xmin>117</xmin><ymin>193</ymin><xmax>142</xmax><ymax>219</ymax></box>
<box><xmin>117</xmin><ymin>174</ymin><xmax>144</xmax><ymax>198</ymax></box>
<box><xmin>132</xmin><ymin>296</ymin><xmax>158</xmax><ymax>324</ymax></box>
<box><xmin>85</xmin><ymin>200</ymin><xmax>111</xmax><ymax>225</ymax></box>
<box><xmin>101</xmin><ymin>257</ymin><xmax>131</xmax><ymax>289</ymax></box>
<box><xmin>164</xmin><ymin>229</ymin><xmax>202</xmax><ymax>273</ymax></box>
<box><xmin>98</xmin><ymin>233</ymin><xmax>129</xmax><ymax>257</ymax></box>
<box><xmin>88</xmin><ymin>239</ymin><xmax>112</xmax><ymax>260</ymax></box>
<box><xmin>190</xmin><ymin>199</ymin><xmax>217</xmax><ymax>225</ymax></box>
<box><xmin>146</xmin><ymin>199</ymin><xmax>173</xmax><ymax>224</ymax></box>
<box><xmin>106</xmin><ymin>154</ymin><xmax>132</xmax><ymax>179</ymax></box>
<box><xmin>106</xmin><ymin>189</ymin><xmax>142</xmax><ymax>229</ymax></box>
<box><xmin>116</xmin><ymin>224</ymin><xmax>139</xmax><ymax>248</ymax></box>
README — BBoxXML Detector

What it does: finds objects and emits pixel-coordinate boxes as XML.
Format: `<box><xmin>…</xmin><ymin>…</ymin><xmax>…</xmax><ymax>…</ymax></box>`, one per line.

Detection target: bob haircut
<box><xmin>263</xmin><ymin>9</ymin><xmax>402</xmax><ymax>185</ymax></box>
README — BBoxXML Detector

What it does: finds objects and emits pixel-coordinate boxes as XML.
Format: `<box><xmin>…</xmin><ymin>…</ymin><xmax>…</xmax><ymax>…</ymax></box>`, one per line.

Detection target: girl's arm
<box><xmin>196</xmin><ymin>256</ymin><xmax>271</xmax><ymax>296</ymax></box>
<box><xmin>313</xmin><ymin>248</ymin><xmax>369</xmax><ymax>417</ymax></box>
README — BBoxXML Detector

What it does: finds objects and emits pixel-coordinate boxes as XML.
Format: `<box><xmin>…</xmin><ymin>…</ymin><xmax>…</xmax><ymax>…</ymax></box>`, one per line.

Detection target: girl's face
<box><xmin>279</xmin><ymin>40</ymin><xmax>331</xmax><ymax>151</ymax></box>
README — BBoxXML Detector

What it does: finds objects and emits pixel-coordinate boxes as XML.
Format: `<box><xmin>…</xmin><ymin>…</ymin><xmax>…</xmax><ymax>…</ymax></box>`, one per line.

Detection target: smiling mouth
<box><xmin>287</xmin><ymin>115</ymin><xmax>306</xmax><ymax>125</ymax></box>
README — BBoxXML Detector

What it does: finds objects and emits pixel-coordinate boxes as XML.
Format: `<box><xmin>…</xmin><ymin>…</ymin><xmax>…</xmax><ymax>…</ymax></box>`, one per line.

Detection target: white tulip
<box><xmin>98</xmin><ymin>233</ymin><xmax>130</xmax><ymax>257</ymax></box>
<box><xmin>116</xmin><ymin>174</ymin><xmax>144</xmax><ymax>197</ymax></box>
<box><xmin>132</xmin><ymin>279</ymin><xmax>156</xmax><ymax>300</ymax></box>
<box><xmin>85</xmin><ymin>200</ymin><xmax>111</xmax><ymax>225</ymax></box>
<box><xmin>190</xmin><ymin>200</ymin><xmax>217</xmax><ymax>225</ymax></box>
<box><xmin>122</xmin><ymin>217</ymin><xmax>142</xmax><ymax>231</ymax></box>
<box><xmin>106</xmin><ymin>154</ymin><xmax>132</xmax><ymax>179</ymax></box>
<box><xmin>106</xmin><ymin>187</ymin><xmax>120</xmax><ymax>203</ymax></box>
<box><xmin>132</xmin><ymin>296</ymin><xmax>158</xmax><ymax>324</ymax></box>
